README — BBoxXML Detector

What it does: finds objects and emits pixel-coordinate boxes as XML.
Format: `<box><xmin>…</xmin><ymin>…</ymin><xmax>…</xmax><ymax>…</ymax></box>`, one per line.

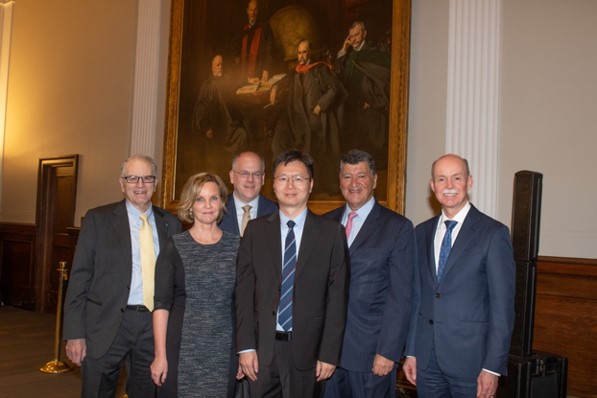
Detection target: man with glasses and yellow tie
<box><xmin>63</xmin><ymin>155</ymin><xmax>181</xmax><ymax>398</ymax></box>
<box><xmin>220</xmin><ymin>151</ymin><xmax>277</xmax><ymax>237</ymax></box>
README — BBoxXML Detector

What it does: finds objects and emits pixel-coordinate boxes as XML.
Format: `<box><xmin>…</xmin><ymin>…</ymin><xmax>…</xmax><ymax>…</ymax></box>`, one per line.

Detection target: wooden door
<box><xmin>36</xmin><ymin>155</ymin><xmax>79</xmax><ymax>313</ymax></box>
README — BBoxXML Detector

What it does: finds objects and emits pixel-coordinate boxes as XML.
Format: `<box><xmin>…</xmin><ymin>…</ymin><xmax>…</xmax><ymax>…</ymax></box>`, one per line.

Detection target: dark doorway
<box><xmin>36</xmin><ymin>155</ymin><xmax>79</xmax><ymax>313</ymax></box>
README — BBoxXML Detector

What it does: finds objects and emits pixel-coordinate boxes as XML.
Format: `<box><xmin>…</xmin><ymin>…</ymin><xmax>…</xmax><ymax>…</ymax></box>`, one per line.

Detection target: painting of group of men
<box><xmin>174</xmin><ymin>0</ymin><xmax>394</xmax><ymax>199</ymax></box>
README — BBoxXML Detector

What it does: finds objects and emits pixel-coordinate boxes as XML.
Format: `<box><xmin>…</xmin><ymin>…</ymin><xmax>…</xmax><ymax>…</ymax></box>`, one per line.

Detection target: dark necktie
<box><xmin>437</xmin><ymin>220</ymin><xmax>458</xmax><ymax>283</ymax></box>
<box><xmin>278</xmin><ymin>221</ymin><xmax>296</xmax><ymax>331</ymax></box>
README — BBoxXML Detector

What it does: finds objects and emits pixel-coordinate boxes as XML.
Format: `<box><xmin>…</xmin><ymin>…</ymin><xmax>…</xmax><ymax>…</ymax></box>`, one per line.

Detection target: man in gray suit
<box><xmin>63</xmin><ymin>155</ymin><xmax>182</xmax><ymax>398</ymax></box>
<box><xmin>219</xmin><ymin>151</ymin><xmax>277</xmax><ymax>236</ymax></box>
<box><xmin>324</xmin><ymin>149</ymin><xmax>415</xmax><ymax>397</ymax></box>
<box><xmin>403</xmin><ymin>154</ymin><xmax>516</xmax><ymax>398</ymax></box>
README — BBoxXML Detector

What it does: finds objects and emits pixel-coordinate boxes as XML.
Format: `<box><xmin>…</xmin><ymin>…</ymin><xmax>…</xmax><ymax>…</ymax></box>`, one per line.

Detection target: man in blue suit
<box><xmin>324</xmin><ymin>149</ymin><xmax>416</xmax><ymax>398</ymax></box>
<box><xmin>219</xmin><ymin>151</ymin><xmax>277</xmax><ymax>236</ymax></box>
<box><xmin>403</xmin><ymin>154</ymin><xmax>516</xmax><ymax>398</ymax></box>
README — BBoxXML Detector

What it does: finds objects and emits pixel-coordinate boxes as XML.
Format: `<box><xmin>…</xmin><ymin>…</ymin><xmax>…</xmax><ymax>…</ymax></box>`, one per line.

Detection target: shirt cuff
<box><xmin>482</xmin><ymin>368</ymin><xmax>500</xmax><ymax>376</ymax></box>
<box><xmin>238</xmin><ymin>349</ymin><xmax>256</xmax><ymax>354</ymax></box>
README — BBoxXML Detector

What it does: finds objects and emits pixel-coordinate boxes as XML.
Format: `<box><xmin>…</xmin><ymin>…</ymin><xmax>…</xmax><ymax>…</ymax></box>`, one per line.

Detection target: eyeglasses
<box><xmin>274</xmin><ymin>175</ymin><xmax>310</xmax><ymax>184</ymax></box>
<box><xmin>122</xmin><ymin>175</ymin><xmax>156</xmax><ymax>184</ymax></box>
<box><xmin>233</xmin><ymin>170</ymin><xmax>264</xmax><ymax>179</ymax></box>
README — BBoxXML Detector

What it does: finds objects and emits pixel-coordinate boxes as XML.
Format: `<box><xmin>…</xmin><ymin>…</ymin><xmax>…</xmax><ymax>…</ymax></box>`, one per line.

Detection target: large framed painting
<box><xmin>161</xmin><ymin>0</ymin><xmax>411</xmax><ymax>214</ymax></box>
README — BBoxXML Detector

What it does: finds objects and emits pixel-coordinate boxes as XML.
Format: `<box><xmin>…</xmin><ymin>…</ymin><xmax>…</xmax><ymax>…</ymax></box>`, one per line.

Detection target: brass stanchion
<box><xmin>40</xmin><ymin>261</ymin><xmax>72</xmax><ymax>374</ymax></box>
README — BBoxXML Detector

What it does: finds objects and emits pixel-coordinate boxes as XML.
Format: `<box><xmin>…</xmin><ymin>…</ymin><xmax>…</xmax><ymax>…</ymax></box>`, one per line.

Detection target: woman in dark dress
<box><xmin>151</xmin><ymin>172</ymin><xmax>241</xmax><ymax>397</ymax></box>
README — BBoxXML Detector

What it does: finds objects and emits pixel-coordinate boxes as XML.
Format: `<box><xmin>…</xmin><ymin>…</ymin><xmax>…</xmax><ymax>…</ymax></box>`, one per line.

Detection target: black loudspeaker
<box><xmin>511</xmin><ymin>171</ymin><xmax>543</xmax><ymax>262</ymax></box>
<box><xmin>510</xmin><ymin>171</ymin><xmax>543</xmax><ymax>357</ymax></box>
<box><xmin>510</xmin><ymin>260</ymin><xmax>536</xmax><ymax>357</ymax></box>
<box><xmin>497</xmin><ymin>351</ymin><xmax>568</xmax><ymax>398</ymax></box>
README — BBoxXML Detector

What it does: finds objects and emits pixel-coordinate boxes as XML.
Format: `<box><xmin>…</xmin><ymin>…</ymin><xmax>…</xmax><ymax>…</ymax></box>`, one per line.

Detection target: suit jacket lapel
<box><xmin>440</xmin><ymin>206</ymin><xmax>480</xmax><ymax>282</ymax></box>
<box><xmin>226</xmin><ymin>198</ymin><xmax>240</xmax><ymax>234</ymax></box>
<box><xmin>266</xmin><ymin>212</ymin><xmax>282</xmax><ymax>279</ymax></box>
<box><xmin>153</xmin><ymin>207</ymin><xmax>171</xmax><ymax>249</ymax></box>
<box><xmin>425</xmin><ymin>216</ymin><xmax>440</xmax><ymax>286</ymax></box>
<box><xmin>349</xmin><ymin>202</ymin><xmax>380</xmax><ymax>254</ymax></box>
<box><xmin>295</xmin><ymin>211</ymin><xmax>319</xmax><ymax>279</ymax></box>
<box><xmin>256</xmin><ymin>196</ymin><xmax>266</xmax><ymax>217</ymax></box>
<box><xmin>112</xmin><ymin>201</ymin><xmax>132</xmax><ymax>267</ymax></box>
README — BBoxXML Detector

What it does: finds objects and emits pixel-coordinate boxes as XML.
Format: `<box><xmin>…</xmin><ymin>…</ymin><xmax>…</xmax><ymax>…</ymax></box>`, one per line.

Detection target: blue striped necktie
<box><xmin>278</xmin><ymin>220</ymin><xmax>296</xmax><ymax>331</ymax></box>
<box><xmin>437</xmin><ymin>220</ymin><xmax>457</xmax><ymax>283</ymax></box>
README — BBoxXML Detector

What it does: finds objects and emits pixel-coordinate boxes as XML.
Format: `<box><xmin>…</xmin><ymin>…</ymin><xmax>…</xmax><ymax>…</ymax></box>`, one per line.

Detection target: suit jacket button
<box><xmin>435</xmin><ymin>293</ymin><xmax>440</xmax><ymax>298</ymax></box>
<box><xmin>429</xmin><ymin>319</ymin><xmax>434</xmax><ymax>324</ymax></box>
<box><xmin>272</xmin><ymin>311</ymin><xmax>276</xmax><ymax>316</ymax></box>
<box><xmin>121</xmin><ymin>308</ymin><xmax>125</xmax><ymax>313</ymax></box>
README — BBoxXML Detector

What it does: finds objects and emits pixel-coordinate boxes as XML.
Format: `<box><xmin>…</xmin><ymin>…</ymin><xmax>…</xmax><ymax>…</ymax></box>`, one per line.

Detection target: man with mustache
<box><xmin>403</xmin><ymin>154</ymin><xmax>516</xmax><ymax>398</ymax></box>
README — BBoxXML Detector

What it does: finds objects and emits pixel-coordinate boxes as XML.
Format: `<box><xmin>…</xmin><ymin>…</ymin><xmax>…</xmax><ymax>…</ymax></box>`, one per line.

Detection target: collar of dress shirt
<box><xmin>125</xmin><ymin>200</ymin><xmax>154</xmax><ymax>223</ymax></box>
<box><xmin>342</xmin><ymin>196</ymin><xmax>375</xmax><ymax>225</ymax></box>
<box><xmin>279</xmin><ymin>207</ymin><xmax>307</xmax><ymax>230</ymax></box>
<box><xmin>233</xmin><ymin>193</ymin><xmax>260</xmax><ymax>215</ymax></box>
<box><xmin>440</xmin><ymin>201</ymin><xmax>471</xmax><ymax>225</ymax></box>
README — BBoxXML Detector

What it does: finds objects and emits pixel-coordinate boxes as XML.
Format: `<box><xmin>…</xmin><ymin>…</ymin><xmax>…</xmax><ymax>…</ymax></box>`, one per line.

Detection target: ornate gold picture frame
<box><xmin>160</xmin><ymin>0</ymin><xmax>410</xmax><ymax>214</ymax></box>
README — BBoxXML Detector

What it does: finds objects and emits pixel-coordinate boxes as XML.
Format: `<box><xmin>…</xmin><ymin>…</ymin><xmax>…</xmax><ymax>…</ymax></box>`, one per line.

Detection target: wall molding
<box><xmin>446</xmin><ymin>0</ymin><xmax>501</xmax><ymax>217</ymax></box>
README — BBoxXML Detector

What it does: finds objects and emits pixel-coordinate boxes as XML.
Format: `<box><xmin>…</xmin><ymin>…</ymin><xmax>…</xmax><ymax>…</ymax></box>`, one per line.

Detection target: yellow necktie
<box><xmin>139</xmin><ymin>213</ymin><xmax>156</xmax><ymax>311</ymax></box>
<box><xmin>240</xmin><ymin>205</ymin><xmax>252</xmax><ymax>236</ymax></box>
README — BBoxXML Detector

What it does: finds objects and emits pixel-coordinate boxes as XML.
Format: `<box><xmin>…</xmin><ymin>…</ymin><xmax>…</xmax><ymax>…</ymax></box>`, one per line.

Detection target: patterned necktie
<box><xmin>278</xmin><ymin>220</ymin><xmax>296</xmax><ymax>331</ymax></box>
<box><xmin>139</xmin><ymin>213</ymin><xmax>156</xmax><ymax>311</ymax></box>
<box><xmin>345</xmin><ymin>211</ymin><xmax>358</xmax><ymax>239</ymax></box>
<box><xmin>437</xmin><ymin>220</ymin><xmax>458</xmax><ymax>283</ymax></box>
<box><xmin>240</xmin><ymin>204</ymin><xmax>252</xmax><ymax>236</ymax></box>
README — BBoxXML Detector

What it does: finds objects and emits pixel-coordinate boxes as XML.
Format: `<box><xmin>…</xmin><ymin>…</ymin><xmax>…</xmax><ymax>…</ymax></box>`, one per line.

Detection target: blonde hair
<box><xmin>177</xmin><ymin>173</ymin><xmax>228</xmax><ymax>223</ymax></box>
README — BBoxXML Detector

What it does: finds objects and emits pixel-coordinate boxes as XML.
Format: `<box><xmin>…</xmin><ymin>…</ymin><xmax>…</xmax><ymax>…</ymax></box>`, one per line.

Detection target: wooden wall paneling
<box><xmin>0</xmin><ymin>224</ymin><xmax>37</xmax><ymax>309</ymax></box>
<box><xmin>534</xmin><ymin>256</ymin><xmax>597</xmax><ymax>397</ymax></box>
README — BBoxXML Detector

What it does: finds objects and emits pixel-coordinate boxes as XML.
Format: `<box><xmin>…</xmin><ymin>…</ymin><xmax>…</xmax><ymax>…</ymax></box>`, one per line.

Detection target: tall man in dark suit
<box><xmin>219</xmin><ymin>151</ymin><xmax>277</xmax><ymax>236</ymax></box>
<box><xmin>236</xmin><ymin>150</ymin><xmax>349</xmax><ymax>397</ymax></box>
<box><xmin>323</xmin><ymin>149</ymin><xmax>415</xmax><ymax>398</ymax></box>
<box><xmin>63</xmin><ymin>155</ymin><xmax>182</xmax><ymax>398</ymax></box>
<box><xmin>403</xmin><ymin>154</ymin><xmax>516</xmax><ymax>398</ymax></box>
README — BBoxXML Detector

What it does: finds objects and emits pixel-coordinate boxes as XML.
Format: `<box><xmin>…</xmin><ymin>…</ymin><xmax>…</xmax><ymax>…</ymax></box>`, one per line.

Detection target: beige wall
<box><xmin>1</xmin><ymin>1</ymin><xmax>138</xmax><ymax>224</ymax></box>
<box><xmin>405</xmin><ymin>0</ymin><xmax>449</xmax><ymax>225</ymax></box>
<box><xmin>405</xmin><ymin>0</ymin><xmax>597</xmax><ymax>259</ymax></box>
<box><xmin>498</xmin><ymin>0</ymin><xmax>597</xmax><ymax>258</ymax></box>
<box><xmin>1</xmin><ymin>0</ymin><xmax>596</xmax><ymax>258</ymax></box>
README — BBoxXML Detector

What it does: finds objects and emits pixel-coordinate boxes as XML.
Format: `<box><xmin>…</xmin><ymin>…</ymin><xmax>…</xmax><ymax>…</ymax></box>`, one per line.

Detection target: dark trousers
<box><xmin>416</xmin><ymin>343</ymin><xmax>477</xmax><ymax>398</ymax></box>
<box><xmin>249</xmin><ymin>340</ymin><xmax>323</xmax><ymax>398</ymax></box>
<box><xmin>323</xmin><ymin>365</ymin><xmax>396</xmax><ymax>398</ymax></box>
<box><xmin>81</xmin><ymin>308</ymin><xmax>155</xmax><ymax>398</ymax></box>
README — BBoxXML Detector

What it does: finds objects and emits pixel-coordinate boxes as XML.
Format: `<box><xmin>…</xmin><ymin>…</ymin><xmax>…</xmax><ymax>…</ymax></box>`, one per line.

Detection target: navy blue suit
<box><xmin>405</xmin><ymin>205</ymin><xmax>516</xmax><ymax>388</ymax></box>
<box><xmin>219</xmin><ymin>195</ymin><xmax>277</xmax><ymax>235</ymax></box>
<box><xmin>324</xmin><ymin>201</ymin><xmax>416</xmax><ymax>397</ymax></box>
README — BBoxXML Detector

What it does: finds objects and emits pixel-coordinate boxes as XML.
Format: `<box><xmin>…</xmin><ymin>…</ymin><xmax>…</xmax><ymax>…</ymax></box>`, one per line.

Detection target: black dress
<box><xmin>154</xmin><ymin>230</ymin><xmax>240</xmax><ymax>397</ymax></box>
